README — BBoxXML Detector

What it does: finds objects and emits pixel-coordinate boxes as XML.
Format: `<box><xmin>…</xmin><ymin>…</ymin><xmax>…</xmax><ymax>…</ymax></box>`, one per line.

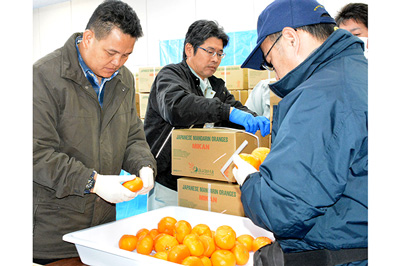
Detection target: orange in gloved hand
<box><xmin>238</xmin><ymin>153</ymin><xmax>261</xmax><ymax>170</ymax></box>
<box><xmin>122</xmin><ymin>177</ymin><xmax>143</xmax><ymax>192</ymax></box>
<box><xmin>251</xmin><ymin>147</ymin><xmax>270</xmax><ymax>163</ymax></box>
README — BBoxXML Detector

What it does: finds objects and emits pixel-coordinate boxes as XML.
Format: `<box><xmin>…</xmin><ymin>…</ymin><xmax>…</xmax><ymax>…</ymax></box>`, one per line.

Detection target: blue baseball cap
<box><xmin>241</xmin><ymin>0</ymin><xmax>336</xmax><ymax>70</ymax></box>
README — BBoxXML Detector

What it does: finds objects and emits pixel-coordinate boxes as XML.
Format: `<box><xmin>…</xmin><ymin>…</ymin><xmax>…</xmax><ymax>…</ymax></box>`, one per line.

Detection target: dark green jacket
<box><xmin>33</xmin><ymin>33</ymin><xmax>156</xmax><ymax>259</ymax></box>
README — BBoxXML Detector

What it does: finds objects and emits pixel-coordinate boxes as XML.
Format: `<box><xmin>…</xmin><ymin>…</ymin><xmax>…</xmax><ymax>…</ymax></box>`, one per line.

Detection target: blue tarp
<box><xmin>159</xmin><ymin>30</ymin><xmax>257</xmax><ymax>66</ymax></box>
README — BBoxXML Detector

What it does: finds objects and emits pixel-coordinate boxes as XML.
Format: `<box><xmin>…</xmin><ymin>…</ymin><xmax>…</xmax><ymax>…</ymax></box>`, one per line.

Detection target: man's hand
<box><xmin>254</xmin><ymin>116</ymin><xmax>271</xmax><ymax>136</ymax></box>
<box><xmin>229</xmin><ymin>108</ymin><xmax>258</xmax><ymax>134</ymax></box>
<box><xmin>229</xmin><ymin>108</ymin><xmax>271</xmax><ymax>136</ymax></box>
<box><xmin>232</xmin><ymin>154</ymin><xmax>258</xmax><ymax>186</ymax></box>
<box><xmin>137</xmin><ymin>166</ymin><xmax>154</xmax><ymax>195</ymax></box>
<box><xmin>93</xmin><ymin>174</ymin><xmax>137</xmax><ymax>203</ymax></box>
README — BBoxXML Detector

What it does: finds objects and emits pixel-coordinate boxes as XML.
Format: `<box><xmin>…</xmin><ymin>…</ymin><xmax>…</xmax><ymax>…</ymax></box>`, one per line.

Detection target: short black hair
<box><xmin>86</xmin><ymin>0</ymin><xmax>143</xmax><ymax>40</ymax></box>
<box><xmin>335</xmin><ymin>3</ymin><xmax>368</xmax><ymax>29</ymax></box>
<box><xmin>183</xmin><ymin>20</ymin><xmax>229</xmax><ymax>60</ymax></box>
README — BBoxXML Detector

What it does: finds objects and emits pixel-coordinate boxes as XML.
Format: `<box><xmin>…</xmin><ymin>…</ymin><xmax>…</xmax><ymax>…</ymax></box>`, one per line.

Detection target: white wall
<box><xmin>33</xmin><ymin>0</ymin><xmax>370</xmax><ymax>73</ymax></box>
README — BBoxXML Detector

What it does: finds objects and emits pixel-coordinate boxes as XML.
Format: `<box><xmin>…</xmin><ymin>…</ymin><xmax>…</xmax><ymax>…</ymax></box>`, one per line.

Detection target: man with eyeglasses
<box><xmin>144</xmin><ymin>19</ymin><xmax>270</xmax><ymax>210</ymax></box>
<box><xmin>233</xmin><ymin>0</ymin><xmax>367</xmax><ymax>265</ymax></box>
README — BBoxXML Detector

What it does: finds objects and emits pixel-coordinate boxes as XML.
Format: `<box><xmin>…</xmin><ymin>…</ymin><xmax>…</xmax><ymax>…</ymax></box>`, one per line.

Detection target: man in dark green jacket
<box><xmin>33</xmin><ymin>1</ymin><xmax>156</xmax><ymax>263</ymax></box>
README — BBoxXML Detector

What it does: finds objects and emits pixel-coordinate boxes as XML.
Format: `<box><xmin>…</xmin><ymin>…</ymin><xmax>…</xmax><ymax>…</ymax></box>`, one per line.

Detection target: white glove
<box><xmin>137</xmin><ymin>166</ymin><xmax>154</xmax><ymax>195</ymax></box>
<box><xmin>93</xmin><ymin>174</ymin><xmax>137</xmax><ymax>203</ymax></box>
<box><xmin>232</xmin><ymin>154</ymin><xmax>258</xmax><ymax>186</ymax></box>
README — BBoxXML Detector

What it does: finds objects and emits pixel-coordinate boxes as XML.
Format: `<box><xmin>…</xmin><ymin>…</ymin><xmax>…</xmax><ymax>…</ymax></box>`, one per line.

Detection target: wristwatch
<box><xmin>84</xmin><ymin>171</ymin><xmax>96</xmax><ymax>194</ymax></box>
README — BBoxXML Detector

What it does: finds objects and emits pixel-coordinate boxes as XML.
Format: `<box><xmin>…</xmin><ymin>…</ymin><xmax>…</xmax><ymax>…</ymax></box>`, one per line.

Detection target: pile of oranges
<box><xmin>118</xmin><ymin>216</ymin><xmax>273</xmax><ymax>266</ymax></box>
<box><xmin>238</xmin><ymin>147</ymin><xmax>270</xmax><ymax>171</ymax></box>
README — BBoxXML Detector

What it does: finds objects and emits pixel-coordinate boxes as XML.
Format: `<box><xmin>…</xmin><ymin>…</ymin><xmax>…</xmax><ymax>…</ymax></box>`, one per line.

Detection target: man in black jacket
<box><xmin>144</xmin><ymin>20</ymin><xmax>270</xmax><ymax>210</ymax></box>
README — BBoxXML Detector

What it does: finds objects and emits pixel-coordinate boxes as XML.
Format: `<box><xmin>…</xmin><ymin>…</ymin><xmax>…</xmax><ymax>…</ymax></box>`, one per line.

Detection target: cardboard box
<box><xmin>63</xmin><ymin>206</ymin><xmax>275</xmax><ymax>266</ymax></box>
<box><xmin>229</xmin><ymin>90</ymin><xmax>249</xmax><ymax>105</ymax></box>
<box><xmin>172</xmin><ymin>128</ymin><xmax>260</xmax><ymax>182</ymax></box>
<box><xmin>255</xmin><ymin>130</ymin><xmax>271</xmax><ymax>149</ymax></box>
<box><xmin>134</xmin><ymin>72</ymin><xmax>139</xmax><ymax>91</ymax></box>
<box><xmin>270</xmin><ymin>89</ymin><xmax>281</xmax><ymax>107</ymax></box>
<box><xmin>138</xmin><ymin>66</ymin><xmax>162</xmax><ymax>93</ymax></box>
<box><xmin>135</xmin><ymin>93</ymin><xmax>140</xmax><ymax>117</ymax></box>
<box><xmin>247</xmin><ymin>69</ymin><xmax>276</xmax><ymax>88</ymax></box>
<box><xmin>214</xmin><ymin>65</ymin><xmax>248</xmax><ymax>90</ymax></box>
<box><xmin>178</xmin><ymin>177</ymin><xmax>245</xmax><ymax>216</ymax></box>
<box><xmin>138</xmin><ymin>93</ymin><xmax>149</xmax><ymax>118</ymax></box>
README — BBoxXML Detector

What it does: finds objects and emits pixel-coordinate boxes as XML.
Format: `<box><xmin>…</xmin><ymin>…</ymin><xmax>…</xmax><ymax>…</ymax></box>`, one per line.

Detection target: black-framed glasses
<box><xmin>261</xmin><ymin>34</ymin><xmax>282</xmax><ymax>71</ymax></box>
<box><xmin>198</xmin><ymin>46</ymin><xmax>226</xmax><ymax>59</ymax></box>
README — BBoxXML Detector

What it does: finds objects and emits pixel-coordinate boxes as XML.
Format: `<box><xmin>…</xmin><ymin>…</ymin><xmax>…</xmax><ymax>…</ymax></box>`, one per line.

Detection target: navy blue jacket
<box><xmin>240</xmin><ymin>30</ymin><xmax>367</xmax><ymax>264</ymax></box>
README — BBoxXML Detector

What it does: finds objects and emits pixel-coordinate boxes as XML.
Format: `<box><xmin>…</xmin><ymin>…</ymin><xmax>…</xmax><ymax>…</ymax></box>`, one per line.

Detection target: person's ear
<box><xmin>281</xmin><ymin>27</ymin><xmax>299</xmax><ymax>50</ymax></box>
<box><xmin>184</xmin><ymin>43</ymin><xmax>194</xmax><ymax>59</ymax></box>
<box><xmin>81</xmin><ymin>29</ymin><xmax>95</xmax><ymax>48</ymax></box>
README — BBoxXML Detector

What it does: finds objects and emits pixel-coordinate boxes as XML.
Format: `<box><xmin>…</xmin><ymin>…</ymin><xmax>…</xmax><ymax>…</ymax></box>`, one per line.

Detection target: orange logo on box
<box><xmin>188</xmin><ymin>162</ymin><xmax>195</xmax><ymax>171</ymax></box>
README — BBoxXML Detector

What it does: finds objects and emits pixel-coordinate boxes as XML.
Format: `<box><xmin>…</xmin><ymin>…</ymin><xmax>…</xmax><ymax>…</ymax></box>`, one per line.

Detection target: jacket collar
<box><xmin>269</xmin><ymin>29</ymin><xmax>364</xmax><ymax>98</ymax></box>
<box><xmin>60</xmin><ymin>33</ymin><xmax>123</xmax><ymax>86</ymax></box>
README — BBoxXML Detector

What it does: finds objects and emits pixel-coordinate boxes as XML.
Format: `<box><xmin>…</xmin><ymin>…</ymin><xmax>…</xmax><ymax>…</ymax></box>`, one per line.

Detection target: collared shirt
<box><xmin>188</xmin><ymin>66</ymin><xmax>215</xmax><ymax>99</ymax></box>
<box><xmin>75</xmin><ymin>36</ymin><xmax>119</xmax><ymax>107</ymax></box>
<box><xmin>188</xmin><ymin>65</ymin><xmax>216</xmax><ymax>128</ymax></box>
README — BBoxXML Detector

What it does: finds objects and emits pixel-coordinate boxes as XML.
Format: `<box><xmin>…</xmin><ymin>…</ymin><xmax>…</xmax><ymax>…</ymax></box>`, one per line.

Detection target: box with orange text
<box><xmin>171</xmin><ymin>128</ymin><xmax>260</xmax><ymax>182</ymax></box>
<box><xmin>178</xmin><ymin>177</ymin><xmax>245</xmax><ymax>216</ymax></box>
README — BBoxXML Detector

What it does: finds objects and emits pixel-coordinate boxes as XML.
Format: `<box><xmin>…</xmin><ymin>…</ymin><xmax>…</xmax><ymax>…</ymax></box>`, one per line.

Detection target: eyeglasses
<box><xmin>261</xmin><ymin>34</ymin><xmax>282</xmax><ymax>71</ymax></box>
<box><xmin>198</xmin><ymin>46</ymin><xmax>226</xmax><ymax>59</ymax></box>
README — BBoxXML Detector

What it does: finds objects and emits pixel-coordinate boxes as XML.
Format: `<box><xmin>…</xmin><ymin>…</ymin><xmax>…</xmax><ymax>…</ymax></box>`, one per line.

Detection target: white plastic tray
<box><xmin>63</xmin><ymin>206</ymin><xmax>274</xmax><ymax>266</ymax></box>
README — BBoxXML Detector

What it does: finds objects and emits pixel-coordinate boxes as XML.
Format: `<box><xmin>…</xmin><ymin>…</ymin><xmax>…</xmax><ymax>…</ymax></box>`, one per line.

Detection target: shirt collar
<box><xmin>188</xmin><ymin>65</ymin><xmax>211</xmax><ymax>92</ymax></box>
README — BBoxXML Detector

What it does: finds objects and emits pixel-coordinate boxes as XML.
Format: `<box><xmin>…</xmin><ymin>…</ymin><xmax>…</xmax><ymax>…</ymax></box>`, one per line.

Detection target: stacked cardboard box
<box><xmin>135</xmin><ymin>66</ymin><xmax>163</xmax><ymax>119</ymax></box>
<box><xmin>229</xmin><ymin>90</ymin><xmax>248</xmax><ymax>105</ymax></box>
<box><xmin>247</xmin><ymin>69</ymin><xmax>275</xmax><ymax>89</ymax></box>
<box><xmin>172</xmin><ymin>128</ymin><xmax>260</xmax><ymax>182</ymax></box>
<box><xmin>137</xmin><ymin>93</ymin><xmax>149</xmax><ymax>119</ymax></box>
<box><xmin>173</xmin><ymin>128</ymin><xmax>271</xmax><ymax>216</ymax></box>
<box><xmin>178</xmin><ymin>177</ymin><xmax>245</xmax><ymax>216</ymax></box>
<box><xmin>138</xmin><ymin>66</ymin><xmax>162</xmax><ymax>93</ymax></box>
<box><xmin>214</xmin><ymin>65</ymin><xmax>249</xmax><ymax>90</ymax></box>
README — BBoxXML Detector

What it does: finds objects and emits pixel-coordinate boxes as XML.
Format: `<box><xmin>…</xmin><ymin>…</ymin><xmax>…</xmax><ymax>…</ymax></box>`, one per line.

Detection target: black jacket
<box><xmin>144</xmin><ymin>60</ymin><xmax>256</xmax><ymax>190</ymax></box>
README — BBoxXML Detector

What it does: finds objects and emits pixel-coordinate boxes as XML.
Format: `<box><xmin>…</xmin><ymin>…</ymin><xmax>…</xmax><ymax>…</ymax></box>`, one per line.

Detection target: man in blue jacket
<box><xmin>233</xmin><ymin>0</ymin><xmax>367</xmax><ymax>265</ymax></box>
